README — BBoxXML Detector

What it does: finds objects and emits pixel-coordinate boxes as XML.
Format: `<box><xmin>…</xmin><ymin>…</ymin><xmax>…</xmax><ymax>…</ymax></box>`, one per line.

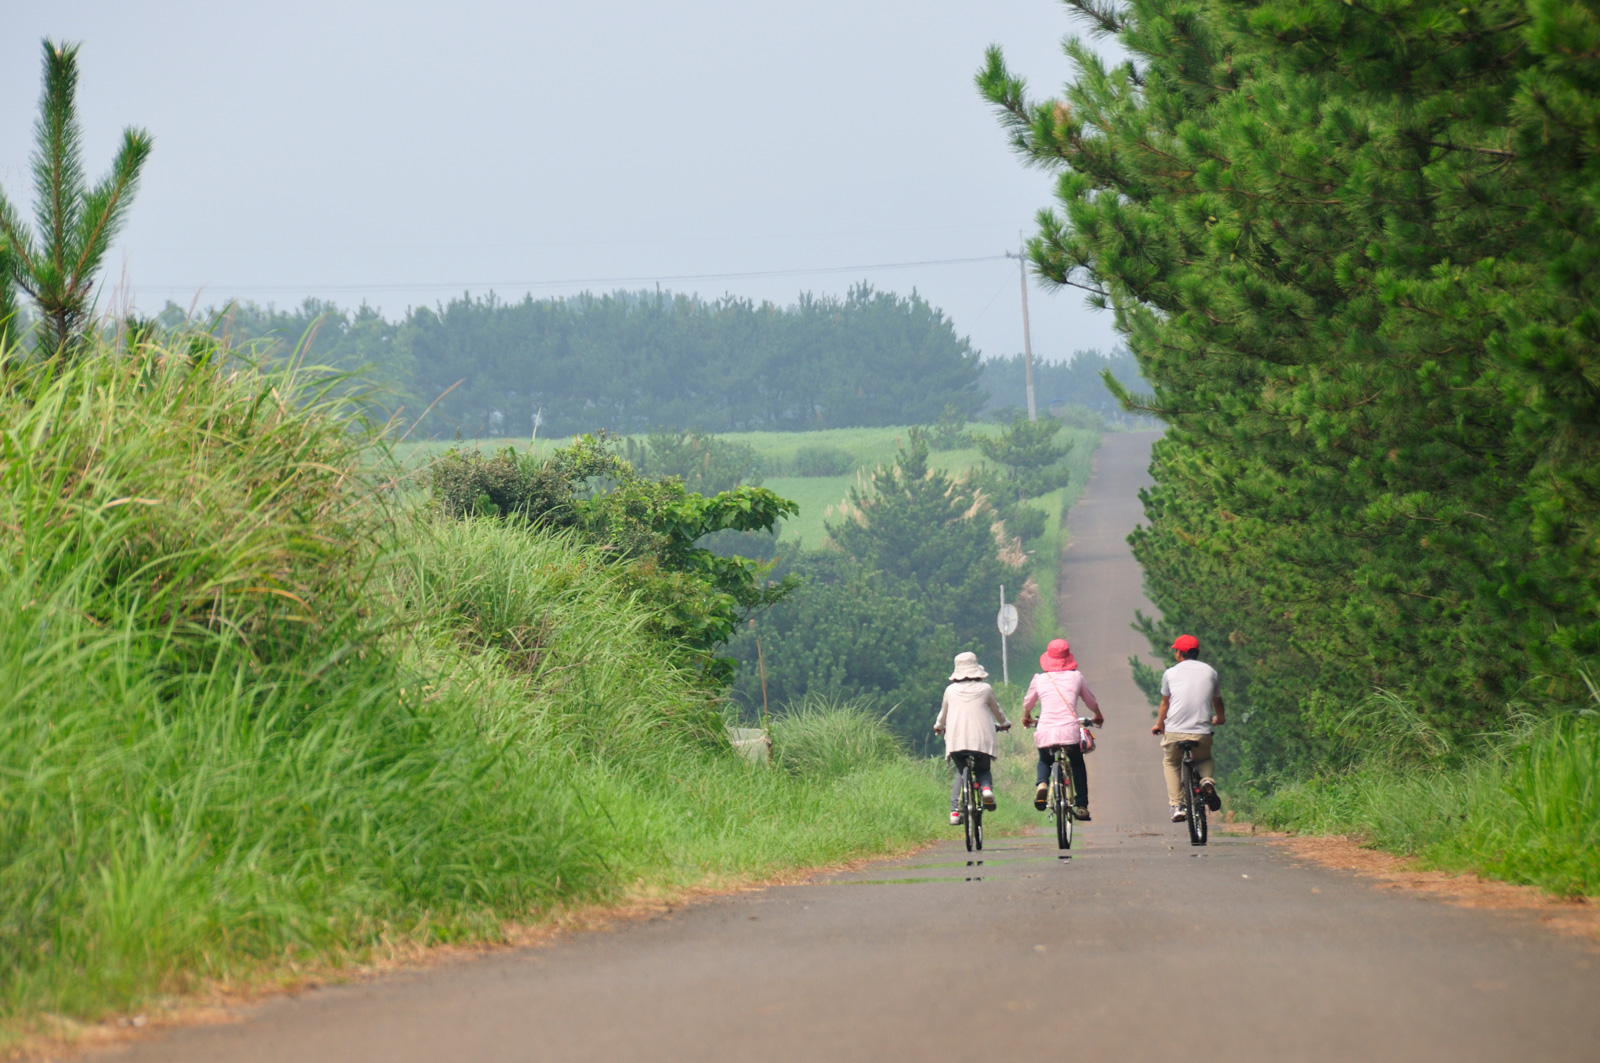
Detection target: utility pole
<box><xmin>1005</xmin><ymin>237</ymin><xmax>1038</xmax><ymax>421</ymax></box>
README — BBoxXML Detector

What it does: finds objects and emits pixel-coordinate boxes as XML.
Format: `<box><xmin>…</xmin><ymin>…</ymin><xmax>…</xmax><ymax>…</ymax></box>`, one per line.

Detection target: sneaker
<box><xmin>950</xmin><ymin>809</ymin><xmax>964</xmax><ymax>826</ymax></box>
<box><xmin>981</xmin><ymin>786</ymin><xmax>997</xmax><ymax>811</ymax></box>
<box><xmin>1074</xmin><ymin>806</ymin><xmax>1091</xmax><ymax>821</ymax></box>
<box><xmin>1171</xmin><ymin>806</ymin><xmax>1186</xmax><ymax>823</ymax></box>
<box><xmin>1034</xmin><ymin>783</ymin><xmax>1049</xmax><ymax>811</ymax></box>
<box><xmin>1200</xmin><ymin>779</ymin><xmax>1222</xmax><ymax>812</ymax></box>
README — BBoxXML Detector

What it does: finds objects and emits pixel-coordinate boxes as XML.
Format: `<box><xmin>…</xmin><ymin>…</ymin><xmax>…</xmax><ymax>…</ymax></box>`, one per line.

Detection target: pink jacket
<box><xmin>1023</xmin><ymin>670</ymin><xmax>1099</xmax><ymax>749</ymax></box>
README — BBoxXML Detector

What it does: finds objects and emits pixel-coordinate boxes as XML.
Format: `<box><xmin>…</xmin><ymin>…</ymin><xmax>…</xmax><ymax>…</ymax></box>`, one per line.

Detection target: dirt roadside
<box><xmin>1252</xmin><ymin>828</ymin><xmax>1600</xmax><ymax>941</ymax></box>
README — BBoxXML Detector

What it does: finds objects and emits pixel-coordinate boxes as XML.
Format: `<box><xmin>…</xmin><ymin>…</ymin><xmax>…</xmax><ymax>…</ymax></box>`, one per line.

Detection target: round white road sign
<box><xmin>997</xmin><ymin>603</ymin><xmax>1019</xmax><ymax>637</ymax></box>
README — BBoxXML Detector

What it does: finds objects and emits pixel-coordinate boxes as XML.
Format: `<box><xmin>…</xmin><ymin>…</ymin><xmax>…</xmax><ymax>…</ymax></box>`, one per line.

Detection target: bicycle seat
<box><xmin>1176</xmin><ymin>740</ymin><xmax>1200</xmax><ymax>751</ymax></box>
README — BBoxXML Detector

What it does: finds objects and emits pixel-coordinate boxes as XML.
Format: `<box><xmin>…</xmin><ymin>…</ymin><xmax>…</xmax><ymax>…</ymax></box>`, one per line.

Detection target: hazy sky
<box><xmin>1</xmin><ymin>1</ymin><xmax>1121</xmax><ymax>361</ymax></box>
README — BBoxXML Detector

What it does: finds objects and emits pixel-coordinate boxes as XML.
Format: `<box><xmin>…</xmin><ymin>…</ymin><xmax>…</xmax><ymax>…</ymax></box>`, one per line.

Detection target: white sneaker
<box><xmin>1170</xmin><ymin>806</ymin><xmax>1186</xmax><ymax>823</ymax></box>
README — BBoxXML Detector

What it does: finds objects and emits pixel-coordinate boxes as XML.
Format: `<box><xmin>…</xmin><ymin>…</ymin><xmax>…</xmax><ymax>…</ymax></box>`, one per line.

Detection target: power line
<box><xmin>128</xmin><ymin>254</ymin><xmax>1012</xmax><ymax>296</ymax></box>
<box><xmin>134</xmin><ymin>221</ymin><xmax>1021</xmax><ymax>255</ymax></box>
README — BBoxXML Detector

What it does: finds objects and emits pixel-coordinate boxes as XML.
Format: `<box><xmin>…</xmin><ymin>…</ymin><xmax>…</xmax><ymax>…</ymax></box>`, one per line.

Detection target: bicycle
<box><xmin>957</xmin><ymin>757</ymin><xmax>984</xmax><ymax>852</ymax></box>
<box><xmin>950</xmin><ymin>725</ymin><xmax>1009</xmax><ymax>852</ymax></box>
<box><xmin>1176</xmin><ymin>739</ymin><xmax>1208</xmax><ymax>846</ymax></box>
<box><xmin>1043</xmin><ymin>716</ymin><xmax>1098</xmax><ymax>851</ymax></box>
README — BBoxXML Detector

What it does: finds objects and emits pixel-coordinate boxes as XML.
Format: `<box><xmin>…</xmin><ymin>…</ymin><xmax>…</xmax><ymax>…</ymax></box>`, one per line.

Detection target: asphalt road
<box><xmin>111</xmin><ymin>431</ymin><xmax>1600</xmax><ymax>1062</ymax></box>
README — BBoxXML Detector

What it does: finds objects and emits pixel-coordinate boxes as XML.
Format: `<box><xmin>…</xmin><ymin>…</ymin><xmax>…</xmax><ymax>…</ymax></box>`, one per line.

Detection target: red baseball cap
<box><xmin>1172</xmin><ymin>634</ymin><xmax>1200</xmax><ymax>652</ymax></box>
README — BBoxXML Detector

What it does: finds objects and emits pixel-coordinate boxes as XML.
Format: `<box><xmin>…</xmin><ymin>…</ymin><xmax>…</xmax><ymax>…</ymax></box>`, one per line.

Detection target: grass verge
<box><xmin>0</xmin><ymin>344</ymin><xmax>946</xmax><ymax>1048</ymax></box>
<box><xmin>1241</xmin><ymin>716</ymin><xmax>1600</xmax><ymax>897</ymax></box>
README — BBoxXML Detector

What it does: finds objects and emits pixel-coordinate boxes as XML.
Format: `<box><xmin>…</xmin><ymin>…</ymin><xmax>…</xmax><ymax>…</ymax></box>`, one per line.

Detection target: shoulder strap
<box><xmin>1042</xmin><ymin>671</ymin><xmax>1077</xmax><ymax>710</ymax></box>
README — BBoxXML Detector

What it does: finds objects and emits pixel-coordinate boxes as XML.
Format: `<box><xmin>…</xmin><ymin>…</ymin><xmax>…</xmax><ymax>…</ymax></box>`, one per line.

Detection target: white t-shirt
<box><xmin>1160</xmin><ymin>659</ymin><xmax>1219</xmax><ymax>734</ymax></box>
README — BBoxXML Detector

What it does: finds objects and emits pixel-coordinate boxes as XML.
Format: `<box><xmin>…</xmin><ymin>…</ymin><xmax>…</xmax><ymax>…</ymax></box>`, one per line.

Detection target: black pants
<box><xmin>949</xmin><ymin>752</ymin><xmax>993</xmax><ymax>810</ymax></box>
<box><xmin>1036</xmin><ymin>745</ymin><xmax>1088</xmax><ymax>806</ymax></box>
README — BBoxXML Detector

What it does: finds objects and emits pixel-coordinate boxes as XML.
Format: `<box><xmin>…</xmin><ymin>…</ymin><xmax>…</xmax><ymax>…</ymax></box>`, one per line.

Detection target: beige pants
<box><xmin>1161</xmin><ymin>732</ymin><xmax>1215</xmax><ymax>806</ymax></box>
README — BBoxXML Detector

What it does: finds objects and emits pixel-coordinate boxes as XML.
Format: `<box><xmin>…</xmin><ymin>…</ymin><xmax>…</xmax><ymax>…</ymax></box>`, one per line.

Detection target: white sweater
<box><xmin>935</xmin><ymin>681</ymin><xmax>1010</xmax><ymax>760</ymax></box>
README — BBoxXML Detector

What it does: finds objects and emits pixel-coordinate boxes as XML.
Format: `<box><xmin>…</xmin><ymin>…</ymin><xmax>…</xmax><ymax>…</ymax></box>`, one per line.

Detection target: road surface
<box><xmin>111</xmin><ymin>431</ymin><xmax>1600</xmax><ymax>1062</ymax></box>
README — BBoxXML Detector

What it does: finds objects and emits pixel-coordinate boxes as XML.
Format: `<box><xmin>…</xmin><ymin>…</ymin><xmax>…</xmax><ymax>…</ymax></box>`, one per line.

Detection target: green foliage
<box><xmin>982</xmin><ymin>0</ymin><xmax>1600</xmax><ymax>786</ymax></box>
<box><xmin>927</xmin><ymin>403</ymin><xmax>974</xmax><ymax>451</ymax></box>
<box><xmin>0</xmin><ymin>338</ymin><xmax>947</xmax><ymax>1033</ymax></box>
<box><xmin>1249</xmin><ymin>714</ymin><xmax>1600</xmax><ymax>897</ymax></box>
<box><xmin>0</xmin><ymin>249</ymin><xmax>15</xmax><ymax>349</ymax></box>
<box><xmin>975</xmin><ymin>416</ymin><xmax>1073</xmax><ymax>501</ymax></box>
<box><xmin>208</xmin><ymin>298</ymin><xmax>405</xmax><ymax>387</ymax></box>
<box><xmin>0</xmin><ymin>41</ymin><xmax>153</xmax><ymax>357</ymax></box>
<box><xmin>726</xmin><ymin>433</ymin><xmax>1030</xmax><ymax>748</ymax></box>
<box><xmin>725</xmin><ymin>549</ymin><xmax>948</xmax><ymax>738</ymax></box>
<box><xmin>624</xmin><ymin>428</ymin><xmax>763</xmax><ymax>494</ymax></box>
<box><xmin>977</xmin><ymin>348</ymin><xmax>1151</xmax><ymax>425</ymax></box>
<box><xmin>397</xmin><ymin>283</ymin><xmax>984</xmax><ymax>436</ymax></box>
<box><xmin>998</xmin><ymin>503</ymin><xmax>1048</xmax><ymax>544</ymax></box>
<box><xmin>829</xmin><ymin>431</ymin><xmax>1023</xmax><ymax>662</ymax></box>
<box><xmin>430</xmin><ymin>435</ymin><xmax>798</xmax><ymax>655</ymax></box>
<box><xmin>770</xmin><ymin>696</ymin><xmax>906</xmax><ymax>780</ymax></box>
<box><xmin>790</xmin><ymin>443</ymin><xmax>856</xmax><ymax>477</ymax></box>
<box><xmin>725</xmin><ymin>425</ymin><xmax>1099</xmax><ymax>747</ymax></box>
<box><xmin>429</xmin><ymin>443</ymin><xmax>597</xmax><ymax>525</ymax></box>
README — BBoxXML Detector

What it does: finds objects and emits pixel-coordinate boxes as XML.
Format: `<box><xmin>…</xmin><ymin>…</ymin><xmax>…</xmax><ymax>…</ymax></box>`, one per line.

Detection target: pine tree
<box><xmin>828</xmin><ymin>431</ymin><xmax>1023</xmax><ymax>656</ymax></box>
<box><xmin>0</xmin><ymin>40</ymin><xmax>153</xmax><ymax>357</ymax></box>
<box><xmin>980</xmin><ymin>0</ymin><xmax>1600</xmax><ymax>774</ymax></box>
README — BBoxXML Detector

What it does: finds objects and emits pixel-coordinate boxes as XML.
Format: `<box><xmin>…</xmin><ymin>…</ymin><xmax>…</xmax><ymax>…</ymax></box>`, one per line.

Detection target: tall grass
<box><xmin>770</xmin><ymin>695</ymin><xmax>905</xmax><ymax>779</ymax></box>
<box><xmin>1247</xmin><ymin>714</ymin><xmax>1600</xmax><ymax>896</ymax></box>
<box><xmin>0</xmin><ymin>344</ymin><xmax>946</xmax><ymax>1038</ymax></box>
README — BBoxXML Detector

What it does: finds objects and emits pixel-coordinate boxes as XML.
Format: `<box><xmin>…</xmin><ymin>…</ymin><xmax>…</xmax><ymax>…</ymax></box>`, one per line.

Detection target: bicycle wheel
<box><xmin>972</xmin><ymin>778</ymin><xmax>984</xmax><ymax>851</ymax></box>
<box><xmin>1053</xmin><ymin>758</ymin><xmax>1072</xmax><ymax>850</ymax></box>
<box><xmin>961</xmin><ymin>766</ymin><xmax>975</xmax><ymax>852</ymax></box>
<box><xmin>1183</xmin><ymin>759</ymin><xmax>1208</xmax><ymax>846</ymax></box>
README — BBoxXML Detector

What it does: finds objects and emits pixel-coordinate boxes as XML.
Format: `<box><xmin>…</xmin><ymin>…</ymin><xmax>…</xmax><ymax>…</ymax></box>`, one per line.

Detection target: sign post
<box><xmin>997</xmin><ymin>585</ymin><xmax>1019</xmax><ymax>686</ymax></box>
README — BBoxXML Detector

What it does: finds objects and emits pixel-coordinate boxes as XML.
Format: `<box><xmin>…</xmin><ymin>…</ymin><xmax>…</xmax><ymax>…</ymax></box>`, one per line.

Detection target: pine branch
<box><xmin>1063</xmin><ymin>0</ymin><xmax>1128</xmax><ymax>37</ymax></box>
<box><xmin>34</xmin><ymin>41</ymin><xmax>86</xmax><ymax>289</ymax></box>
<box><xmin>71</xmin><ymin>127</ymin><xmax>154</xmax><ymax>283</ymax></box>
<box><xmin>0</xmin><ymin>192</ymin><xmax>41</xmax><ymax>284</ymax></box>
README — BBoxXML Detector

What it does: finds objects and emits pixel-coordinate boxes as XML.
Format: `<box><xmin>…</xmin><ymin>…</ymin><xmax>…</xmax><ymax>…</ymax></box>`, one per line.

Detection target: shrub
<box><xmin>626</xmin><ymin>429</ymin><xmax>763</xmax><ymax>494</ymax></box>
<box><xmin>429</xmin><ymin>445</ymin><xmax>586</xmax><ymax>522</ymax></box>
<box><xmin>1001</xmin><ymin>503</ymin><xmax>1049</xmax><ymax>543</ymax></box>
<box><xmin>976</xmin><ymin>417</ymin><xmax>1072</xmax><ymax>499</ymax></box>
<box><xmin>726</xmin><ymin>549</ymin><xmax>948</xmax><ymax>742</ymax></box>
<box><xmin>428</xmin><ymin>435</ymin><xmax>798</xmax><ymax>655</ymax></box>
<box><xmin>791</xmin><ymin>444</ymin><xmax>855</xmax><ymax>477</ymax></box>
<box><xmin>928</xmin><ymin>403</ymin><xmax>974</xmax><ymax>451</ymax></box>
<box><xmin>771</xmin><ymin>696</ymin><xmax>904</xmax><ymax>779</ymax></box>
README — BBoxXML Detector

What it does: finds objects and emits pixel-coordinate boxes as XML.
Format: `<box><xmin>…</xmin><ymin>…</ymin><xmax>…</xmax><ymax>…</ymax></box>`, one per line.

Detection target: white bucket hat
<box><xmin>949</xmin><ymin>652</ymin><xmax>989</xmax><ymax>681</ymax></box>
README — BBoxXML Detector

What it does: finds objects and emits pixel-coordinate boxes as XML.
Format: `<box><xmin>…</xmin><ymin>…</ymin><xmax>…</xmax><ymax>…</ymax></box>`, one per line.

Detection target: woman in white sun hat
<box><xmin>933</xmin><ymin>652</ymin><xmax>1011</xmax><ymax>825</ymax></box>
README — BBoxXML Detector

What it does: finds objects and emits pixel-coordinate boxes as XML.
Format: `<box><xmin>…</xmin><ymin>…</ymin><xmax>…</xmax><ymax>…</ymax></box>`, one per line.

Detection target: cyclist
<box><xmin>1021</xmin><ymin>638</ymin><xmax>1103</xmax><ymax>820</ymax></box>
<box><xmin>932</xmin><ymin>651</ymin><xmax>1011</xmax><ymax>826</ymax></box>
<box><xmin>1150</xmin><ymin>634</ymin><xmax>1225</xmax><ymax>822</ymax></box>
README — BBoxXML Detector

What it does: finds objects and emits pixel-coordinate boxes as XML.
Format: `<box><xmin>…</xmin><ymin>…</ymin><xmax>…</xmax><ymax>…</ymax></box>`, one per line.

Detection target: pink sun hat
<box><xmin>1039</xmin><ymin>638</ymin><xmax>1078</xmax><ymax>672</ymax></box>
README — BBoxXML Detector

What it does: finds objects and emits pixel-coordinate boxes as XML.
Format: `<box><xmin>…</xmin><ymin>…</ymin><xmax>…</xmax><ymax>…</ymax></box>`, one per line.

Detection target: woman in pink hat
<box><xmin>1021</xmin><ymin>638</ymin><xmax>1103</xmax><ymax>819</ymax></box>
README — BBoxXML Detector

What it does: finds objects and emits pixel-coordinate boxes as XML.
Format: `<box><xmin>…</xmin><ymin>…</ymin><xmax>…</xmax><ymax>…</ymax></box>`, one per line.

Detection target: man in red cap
<box><xmin>1151</xmin><ymin>634</ymin><xmax>1225</xmax><ymax>822</ymax></box>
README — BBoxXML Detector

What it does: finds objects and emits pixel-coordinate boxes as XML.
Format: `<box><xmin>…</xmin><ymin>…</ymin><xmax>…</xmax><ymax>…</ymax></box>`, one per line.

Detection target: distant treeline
<box><xmin>164</xmin><ymin>288</ymin><xmax>1137</xmax><ymax>435</ymax></box>
<box><xmin>977</xmin><ymin>349</ymin><xmax>1153</xmax><ymax>425</ymax></box>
